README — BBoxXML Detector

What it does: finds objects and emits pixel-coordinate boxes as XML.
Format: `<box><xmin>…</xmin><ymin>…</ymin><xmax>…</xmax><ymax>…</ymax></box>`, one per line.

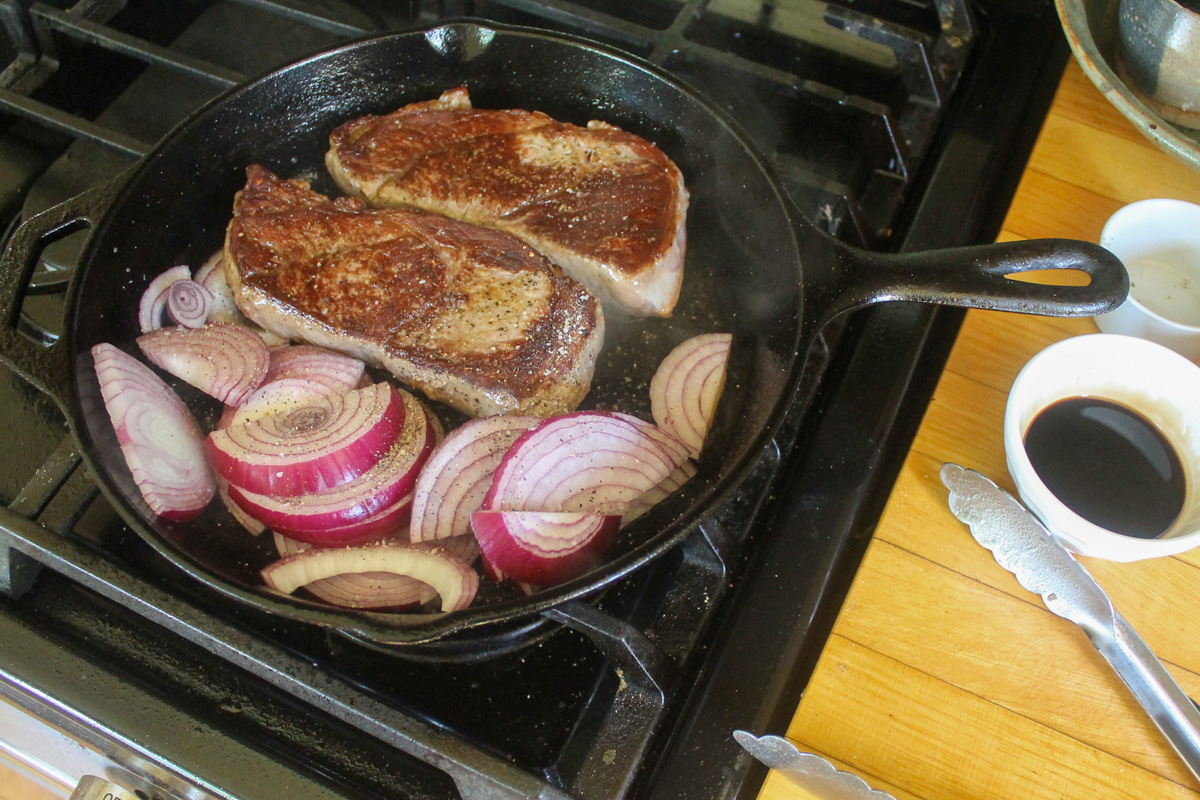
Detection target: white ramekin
<box><xmin>1005</xmin><ymin>333</ymin><xmax>1200</xmax><ymax>561</ymax></box>
<box><xmin>1094</xmin><ymin>198</ymin><xmax>1200</xmax><ymax>361</ymax></box>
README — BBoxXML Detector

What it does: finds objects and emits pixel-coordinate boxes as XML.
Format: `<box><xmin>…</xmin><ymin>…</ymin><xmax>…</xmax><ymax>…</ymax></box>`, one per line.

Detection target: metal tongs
<box><xmin>942</xmin><ymin>464</ymin><xmax>1200</xmax><ymax>784</ymax></box>
<box><xmin>735</xmin><ymin>731</ymin><xmax>897</xmax><ymax>799</ymax></box>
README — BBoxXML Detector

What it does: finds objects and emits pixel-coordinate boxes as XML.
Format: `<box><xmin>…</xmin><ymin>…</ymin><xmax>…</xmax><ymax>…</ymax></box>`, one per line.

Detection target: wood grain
<box><xmin>0</xmin><ymin>757</ymin><xmax>66</xmax><ymax>800</ymax></box>
<box><xmin>757</xmin><ymin>57</ymin><xmax>1200</xmax><ymax>800</ymax></box>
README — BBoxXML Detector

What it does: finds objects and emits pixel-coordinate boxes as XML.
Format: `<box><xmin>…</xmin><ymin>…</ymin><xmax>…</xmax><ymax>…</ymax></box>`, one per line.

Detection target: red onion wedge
<box><xmin>472</xmin><ymin>511</ymin><xmax>621</xmax><ymax>585</ymax></box>
<box><xmin>225</xmin><ymin>390</ymin><xmax>436</xmax><ymax>544</ymax></box>
<box><xmin>623</xmin><ymin>459</ymin><xmax>698</xmax><ymax>525</ymax></box>
<box><xmin>237</xmin><ymin>485</ymin><xmax>415</xmax><ymax>546</ymax></box>
<box><xmin>482</xmin><ymin>411</ymin><xmax>690</xmax><ymax>517</ymax></box>
<box><xmin>207</xmin><ymin>382</ymin><xmax>403</xmax><ymax>498</ymax></box>
<box><xmin>92</xmin><ymin>343</ymin><xmax>216</xmax><ymax>520</ymax></box>
<box><xmin>136</xmin><ymin>322</ymin><xmax>270</xmax><ymax>406</ymax></box>
<box><xmin>165</xmin><ymin>279</ymin><xmax>213</xmax><ymax>328</ymax></box>
<box><xmin>409</xmin><ymin>415</ymin><xmax>539</xmax><ymax>543</ymax></box>
<box><xmin>649</xmin><ymin>333</ymin><xmax>732</xmax><ymax>459</ymax></box>
<box><xmin>137</xmin><ymin>264</ymin><xmax>191</xmax><ymax>333</ymax></box>
<box><xmin>266</xmin><ymin>345</ymin><xmax>366</xmax><ymax>390</ymax></box>
<box><xmin>620</xmin><ymin>412</ymin><xmax>692</xmax><ymax>466</ymax></box>
<box><xmin>261</xmin><ymin>542</ymin><xmax>479</xmax><ymax>612</ymax></box>
<box><xmin>272</xmin><ymin>532</ymin><xmax>477</xmax><ymax>609</ymax></box>
<box><xmin>224</xmin><ymin>376</ymin><xmax>347</xmax><ymax>430</ymax></box>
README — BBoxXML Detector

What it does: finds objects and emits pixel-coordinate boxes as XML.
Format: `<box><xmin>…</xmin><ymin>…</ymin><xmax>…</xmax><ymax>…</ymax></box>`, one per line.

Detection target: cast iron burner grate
<box><xmin>0</xmin><ymin>1</ymin><xmax>1068</xmax><ymax>799</ymax></box>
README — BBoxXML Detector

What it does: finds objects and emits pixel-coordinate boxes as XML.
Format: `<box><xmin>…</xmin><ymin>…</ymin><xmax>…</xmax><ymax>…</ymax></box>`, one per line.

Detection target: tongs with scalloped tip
<box><xmin>734</xmin><ymin>731</ymin><xmax>898</xmax><ymax>799</ymax></box>
<box><xmin>941</xmin><ymin>463</ymin><xmax>1200</xmax><ymax>785</ymax></box>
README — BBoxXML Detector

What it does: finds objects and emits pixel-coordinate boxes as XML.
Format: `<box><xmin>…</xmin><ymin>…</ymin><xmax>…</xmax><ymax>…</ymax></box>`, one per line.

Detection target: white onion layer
<box><xmin>225</xmin><ymin>377</ymin><xmax>347</xmax><ymax>430</ymax></box>
<box><xmin>217</xmin><ymin>477</ymin><xmax>266</xmax><ymax>535</ymax></box>
<box><xmin>272</xmin><ymin>533</ymin><xmax>477</xmax><ymax>609</ymax></box>
<box><xmin>261</xmin><ymin>543</ymin><xmax>479</xmax><ymax>612</ymax></box>
<box><xmin>266</xmin><ymin>344</ymin><xmax>366</xmax><ymax>390</ymax></box>
<box><xmin>471</xmin><ymin>510</ymin><xmax>621</xmax><ymax>585</ymax></box>
<box><xmin>482</xmin><ymin>411</ymin><xmax>690</xmax><ymax>517</ymax></box>
<box><xmin>649</xmin><ymin>333</ymin><xmax>732</xmax><ymax>458</ymax></box>
<box><xmin>622</xmin><ymin>459</ymin><xmax>697</xmax><ymax>525</ymax></box>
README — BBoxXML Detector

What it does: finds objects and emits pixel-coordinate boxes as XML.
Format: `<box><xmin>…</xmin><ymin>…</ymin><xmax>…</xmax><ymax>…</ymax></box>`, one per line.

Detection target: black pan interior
<box><xmin>65</xmin><ymin>22</ymin><xmax>808</xmax><ymax>641</ymax></box>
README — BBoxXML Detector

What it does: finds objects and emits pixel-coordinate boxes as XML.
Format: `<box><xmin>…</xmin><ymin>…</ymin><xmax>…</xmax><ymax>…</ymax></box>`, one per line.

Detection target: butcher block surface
<box><xmin>756</xmin><ymin>59</ymin><xmax>1200</xmax><ymax>800</ymax></box>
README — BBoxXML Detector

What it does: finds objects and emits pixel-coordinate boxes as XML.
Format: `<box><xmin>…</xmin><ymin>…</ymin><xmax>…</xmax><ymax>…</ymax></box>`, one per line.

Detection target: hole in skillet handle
<box><xmin>812</xmin><ymin>235</ymin><xmax>1130</xmax><ymax>323</ymax></box>
<box><xmin>0</xmin><ymin>177</ymin><xmax>128</xmax><ymax>409</ymax></box>
<box><xmin>1006</xmin><ymin>268</ymin><xmax>1094</xmax><ymax>287</ymax></box>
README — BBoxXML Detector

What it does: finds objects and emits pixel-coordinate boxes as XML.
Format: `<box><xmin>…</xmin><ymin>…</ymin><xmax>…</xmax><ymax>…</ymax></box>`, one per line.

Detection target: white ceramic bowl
<box><xmin>1094</xmin><ymin>199</ymin><xmax>1200</xmax><ymax>361</ymax></box>
<box><xmin>1005</xmin><ymin>333</ymin><xmax>1200</xmax><ymax>561</ymax></box>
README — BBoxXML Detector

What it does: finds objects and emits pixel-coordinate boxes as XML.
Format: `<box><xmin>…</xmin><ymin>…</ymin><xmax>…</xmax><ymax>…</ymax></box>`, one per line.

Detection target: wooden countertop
<box><xmin>756</xmin><ymin>58</ymin><xmax>1200</xmax><ymax>800</ymax></box>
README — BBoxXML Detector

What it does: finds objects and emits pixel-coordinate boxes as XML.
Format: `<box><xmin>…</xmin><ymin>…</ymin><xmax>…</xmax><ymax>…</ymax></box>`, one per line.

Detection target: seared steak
<box><xmin>325</xmin><ymin>87</ymin><xmax>688</xmax><ymax>317</ymax></box>
<box><xmin>224</xmin><ymin>165</ymin><xmax>604</xmax><ymax>418</ymax></box>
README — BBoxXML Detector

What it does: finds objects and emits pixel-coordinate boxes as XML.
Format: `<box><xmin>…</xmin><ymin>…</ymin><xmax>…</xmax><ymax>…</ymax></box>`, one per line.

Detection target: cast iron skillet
<box><xmin>0</xmin><ymin>21</ymin><xmax>1126</xmax><ymax>645</ymax></box>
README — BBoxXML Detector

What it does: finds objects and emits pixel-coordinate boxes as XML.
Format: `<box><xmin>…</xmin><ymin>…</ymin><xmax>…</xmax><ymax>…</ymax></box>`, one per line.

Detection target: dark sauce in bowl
<box><xmin>1024</xmin><ymin>397</ymin><xmax>1186</xmax><ymax>539</ymax></box>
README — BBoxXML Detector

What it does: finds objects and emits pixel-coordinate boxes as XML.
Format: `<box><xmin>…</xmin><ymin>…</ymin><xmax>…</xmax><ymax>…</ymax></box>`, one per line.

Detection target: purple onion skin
<box><xmin>471</xmin><ymin>511</ymin><xmax>620</xmax><ymax>585</ymax></box>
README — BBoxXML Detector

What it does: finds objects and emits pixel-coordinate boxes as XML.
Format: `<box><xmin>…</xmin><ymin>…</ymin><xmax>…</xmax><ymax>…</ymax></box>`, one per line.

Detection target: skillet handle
<box><xmin>812</xmin><ymin>237</ymin><xmax>1129</xmax><ymax>331</ymax></box>
<box><xmin>0</xmin><ymin>179</ymin><xmax>124</xmax><ymax>406</ymax></box>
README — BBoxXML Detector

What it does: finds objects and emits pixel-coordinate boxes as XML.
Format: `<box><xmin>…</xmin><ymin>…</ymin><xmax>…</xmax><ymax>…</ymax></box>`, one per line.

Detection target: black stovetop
<box><xmin>0</xmin><ymin>2</ymin><xmax>1068</xmax><ymax>799</ymax></box>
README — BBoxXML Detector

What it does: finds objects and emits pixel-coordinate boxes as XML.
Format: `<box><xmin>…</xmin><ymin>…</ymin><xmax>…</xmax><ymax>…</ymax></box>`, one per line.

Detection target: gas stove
<box><xmin>0</xmin><ymin>2</ymin><xmax>1067</xmax><ymax>799</ymax></box>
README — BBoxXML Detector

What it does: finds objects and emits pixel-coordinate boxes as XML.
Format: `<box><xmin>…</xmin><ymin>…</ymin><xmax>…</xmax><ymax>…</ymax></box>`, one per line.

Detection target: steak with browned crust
<box><xmin>325</xmin><ymin>87</ymin><xmax>688</xmax><ymax>317</ymax></box>
<box><xmin>224</xmin><ymin>165</ymin><xmax>604</xmax><ymax>418</ymax></box>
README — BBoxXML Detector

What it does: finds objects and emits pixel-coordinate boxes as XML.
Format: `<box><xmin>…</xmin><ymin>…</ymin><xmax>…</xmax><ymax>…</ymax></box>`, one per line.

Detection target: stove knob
<box><xmin>69</xmin><ymin>775</ymin><xmax>143</xmax><ymax>800</ymax></box>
